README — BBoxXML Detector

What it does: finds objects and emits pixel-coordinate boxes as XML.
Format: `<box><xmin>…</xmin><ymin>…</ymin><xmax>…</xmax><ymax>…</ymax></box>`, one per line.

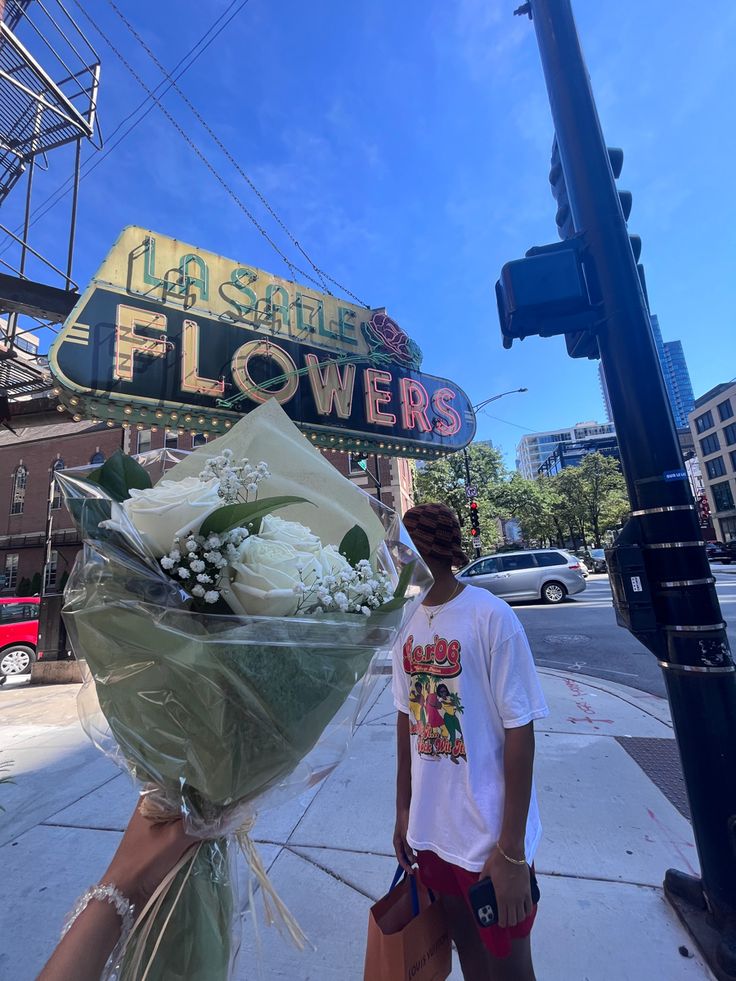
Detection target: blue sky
<box><xmin>5</xmin><ymin>0</ymin><xmax>736</xmax><ymax>467</ymax></box>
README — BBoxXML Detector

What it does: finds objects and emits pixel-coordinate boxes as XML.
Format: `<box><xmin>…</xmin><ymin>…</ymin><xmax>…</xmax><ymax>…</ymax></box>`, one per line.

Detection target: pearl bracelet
<box><xmin>61</xmin><ymin>883</ymin><xmax>136</xmax><ymax>942</ymax></box>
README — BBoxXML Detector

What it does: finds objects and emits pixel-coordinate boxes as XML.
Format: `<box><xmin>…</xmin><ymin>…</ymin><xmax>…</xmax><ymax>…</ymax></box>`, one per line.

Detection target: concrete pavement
<box><xmin>0</xmin><ymin>669</ymin><xmax>715</xmax><ymax>981</ymax></box>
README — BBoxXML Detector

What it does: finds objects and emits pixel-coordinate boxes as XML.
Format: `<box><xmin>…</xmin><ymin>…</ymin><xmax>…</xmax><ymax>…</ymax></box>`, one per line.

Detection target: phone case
<box><xmin>469</xmin><ymin>868</ymin><xmax>541</xmax><ymax>929</ymax></box>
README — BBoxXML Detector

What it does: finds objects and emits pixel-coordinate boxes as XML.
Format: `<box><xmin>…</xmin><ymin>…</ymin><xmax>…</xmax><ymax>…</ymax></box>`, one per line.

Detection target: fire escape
<box><xmin>0</xmin><ymin>0</ymin><xmax>100</xmax><ymax>401</ymax></box>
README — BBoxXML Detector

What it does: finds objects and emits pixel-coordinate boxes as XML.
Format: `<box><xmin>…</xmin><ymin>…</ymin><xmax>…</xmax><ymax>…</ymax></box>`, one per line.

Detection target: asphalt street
<box><xmin>514</xmin><ymin>567</ymin><xmax>736</xmax><ymax>697</ymax></box>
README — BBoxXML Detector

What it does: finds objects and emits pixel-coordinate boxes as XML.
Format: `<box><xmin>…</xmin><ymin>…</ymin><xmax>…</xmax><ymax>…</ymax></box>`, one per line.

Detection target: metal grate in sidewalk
<box><xmin>616</xmin><ymin>736</ymin><xmax>691</xmax><ymax>821</ymax></box>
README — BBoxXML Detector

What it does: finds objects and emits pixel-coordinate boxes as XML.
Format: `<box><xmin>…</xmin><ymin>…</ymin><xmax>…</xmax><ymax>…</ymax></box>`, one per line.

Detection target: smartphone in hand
<box><xmin>468</xmin><ymin>868</ymin><xmax>540</xmax><ymax>929</ymax></box>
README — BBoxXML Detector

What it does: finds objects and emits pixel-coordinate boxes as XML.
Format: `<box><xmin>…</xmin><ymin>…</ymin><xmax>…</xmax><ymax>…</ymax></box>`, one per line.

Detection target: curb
<box><xmin>537</xmin><ymin>666</ymin><xmax>673</xmax><ymax>727</ymax></box>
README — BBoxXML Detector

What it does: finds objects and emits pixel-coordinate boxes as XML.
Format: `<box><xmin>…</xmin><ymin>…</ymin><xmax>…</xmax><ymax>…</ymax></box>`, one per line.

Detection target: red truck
<box><xmin>0</xmin><ymin>597</ymin><xmax>40</xmax><ymax>683</ymax></box>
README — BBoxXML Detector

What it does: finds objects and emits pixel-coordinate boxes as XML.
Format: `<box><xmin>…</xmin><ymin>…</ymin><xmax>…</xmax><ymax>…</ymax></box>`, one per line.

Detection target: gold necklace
<box><xmin>423</xmin><ymin>582</ymin><xmax>462</xmax><ymax>626</ymax></box>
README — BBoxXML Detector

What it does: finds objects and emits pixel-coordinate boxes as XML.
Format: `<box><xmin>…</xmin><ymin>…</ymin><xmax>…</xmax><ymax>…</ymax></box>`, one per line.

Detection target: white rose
<box><xmin>223</xmin><ymin>536</ymin><xmax>322</xmax><ymax>617</ymax></box>
<box><xmin>121</xmin><ymin>477</ymin><xmax>222</xmax><ymax>557</ymax></box>
<box><xmin>319</xmin><ymin>544</ymin><xmax>353</xmax><ymax>579</ymax></box>
<box><xmin>257</xmin><ymin>514</ymin><xmax>323</xmax><ymax>554</ymax></box>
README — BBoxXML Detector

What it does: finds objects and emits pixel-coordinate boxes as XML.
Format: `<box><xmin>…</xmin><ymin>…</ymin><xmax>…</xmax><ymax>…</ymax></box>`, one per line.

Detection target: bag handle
<box><xmin>390</xmin><ymin>865</ymin><xmax>436</xmax><ymax>917</ymax></box>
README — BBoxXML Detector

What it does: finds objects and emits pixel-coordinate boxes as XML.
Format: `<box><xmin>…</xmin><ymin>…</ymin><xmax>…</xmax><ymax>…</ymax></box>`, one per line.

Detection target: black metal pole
<box><xmin>372</xmin><ymin>453</ymin><xmax>382</xmax><ymax>504</ymax></box>
<box><xmin>66</xmin><ymin>138</ymin><xmax>83</xmax><ymax>288</ymax></box>
<box><xmin>528</xmin><ymin>0</ymin><xmax>736</xmax><ymax>969</ymax></box>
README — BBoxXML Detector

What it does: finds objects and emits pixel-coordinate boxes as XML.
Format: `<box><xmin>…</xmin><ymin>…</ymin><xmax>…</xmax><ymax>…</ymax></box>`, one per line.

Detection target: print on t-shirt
<box><xmin>403</xmin><ymin>632</ymin><xmax>467</xmax><ymax>764</ymax></box>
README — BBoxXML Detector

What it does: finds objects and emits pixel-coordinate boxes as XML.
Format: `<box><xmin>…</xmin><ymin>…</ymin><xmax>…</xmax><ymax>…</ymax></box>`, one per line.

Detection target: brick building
<box><xmin>0</xmin><ymin>397</ymin><xmax>415</xmax><ymax>596</ymax></box>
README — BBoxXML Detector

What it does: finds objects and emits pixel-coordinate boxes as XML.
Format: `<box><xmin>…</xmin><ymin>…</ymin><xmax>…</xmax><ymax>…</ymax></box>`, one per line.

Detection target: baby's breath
<box><xmin>198</xmin><ymin>454</ymin><xmax>271</xmax><ymax>504</ymax></box>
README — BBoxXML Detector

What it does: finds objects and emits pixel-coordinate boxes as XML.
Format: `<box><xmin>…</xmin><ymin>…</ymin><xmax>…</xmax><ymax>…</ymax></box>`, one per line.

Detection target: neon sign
<box><xmin>49</xmin><ymin>227</ymin><xmax>475</xmax><ymax>458</ymax></box>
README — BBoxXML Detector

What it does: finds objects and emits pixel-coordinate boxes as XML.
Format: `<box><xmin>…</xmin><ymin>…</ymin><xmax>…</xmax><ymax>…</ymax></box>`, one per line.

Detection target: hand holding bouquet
<box><xmin>58</xmin><ymin>400</ymin><xmax>429</xmax><ymax>980</ymax></box>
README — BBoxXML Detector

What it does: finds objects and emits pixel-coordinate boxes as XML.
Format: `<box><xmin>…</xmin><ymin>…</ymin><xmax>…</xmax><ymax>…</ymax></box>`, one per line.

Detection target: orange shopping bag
<box><xmin>363</xmin><ymin>867</ymin><xmax>451</xmax><ymax>981</ymax></box>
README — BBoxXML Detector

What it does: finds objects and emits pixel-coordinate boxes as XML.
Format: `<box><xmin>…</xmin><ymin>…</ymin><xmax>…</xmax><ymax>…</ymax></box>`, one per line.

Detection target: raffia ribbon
<box><xmin>120</xmin><ymin>793</ymin><xmax>308</xmax><ymax>980</ymax></box>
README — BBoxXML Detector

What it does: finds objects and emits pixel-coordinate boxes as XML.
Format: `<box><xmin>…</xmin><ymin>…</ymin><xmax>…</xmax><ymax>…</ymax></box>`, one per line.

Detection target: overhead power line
<box><xmin>71</xmin><ymin>0</ymin><xmax>370</xmax><ymax>307</ymax></box>
<box><xmin>0</xmin><ymin>0</ymin><xmax>252</xmax><ymax>257</ymax></box>
<box><xmin>105</xmin><ymin>0</ymin><xmax>359</xmax><ymax>303</ymax></box>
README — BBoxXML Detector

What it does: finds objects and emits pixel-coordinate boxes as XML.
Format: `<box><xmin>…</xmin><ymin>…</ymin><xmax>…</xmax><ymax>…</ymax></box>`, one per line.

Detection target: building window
<box><xmin>724</xmin><ymin>423</ymin><xmax>736</xmax><ymax>447</ymax></box>
<box><xmin>165</xmin><ymin>431</ymin><xmax>178</xmax><ymax>449</ymax></box>
<box><xmin>89</xmin><ymin>450</ymin><xmax>105</xmax><ymax>466</ymax></box>
<box><xmin>4</xmin><ymin>554</ymin><xmax>18</xmax><ymax>591</ymax></box>
<box><xmin>712</xmin><ymin>481</ymin><xmax>735</xmax><ymax>513</ymax></box>
<box><xmin>700</xmin><ymin>433</ymin><xmax>721</xmax><ymax>457</ymax></box>
<box><xmin>10</xmin><ymin>464</ymin><xmax>27</xmax><ymax>515</ymax></box>
<box><xmin>718</xmin><ymin>399</ymin><xmax>734</xmax><ymax>422</ymax></box>
<box><xmin>44</xmin><ymin>550</ymin><xmax>58</xmax><ymax>591</ymax></box>
<box><xmin>721</xmin><ymin>516</ymin><xmax>736</xmax><ymax>543</ymax></box>
<box><xmin>51</xmin><ymin>458</ymin><xmax>65</xmax><ymax>510</ymax></box>
<box><xmin>695</xmin><ymin>410</ymin><xmax>714</xmax><ymax>434</ymax></box>
<box><xmin>137</xmin><ymin>429</ymin><xmax>152</xmax><ymax>454</ymax></box>
<box><xmin>706</xmin><ymin>457</ymin><xmax>726</xmax><ymax>479</ymax></box>
<box><xmin>730</xmin><ymin>451</ymin><xmax>736</xmax><ymax>473</ymax></box>
<box><xmin>191</xmin><ymin>433</ymin><xmax>207</xmax><ymax>448</ymax></box>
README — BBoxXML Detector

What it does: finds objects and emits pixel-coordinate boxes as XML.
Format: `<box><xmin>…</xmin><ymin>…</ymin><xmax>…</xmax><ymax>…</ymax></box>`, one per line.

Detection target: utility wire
<box><xmin>104</xmin><ymin>0</ymin><xmax>367</xmax><ymax>306</ymax></box>
<box><xmin>0</xmin><ymin>0</ymin><xmax>251</xmax><ymax>256</ymax></box>
<box><xmin>70</xmin><ymin>0</ymin><xmax>370</xmax><ymax>306</ymax></box>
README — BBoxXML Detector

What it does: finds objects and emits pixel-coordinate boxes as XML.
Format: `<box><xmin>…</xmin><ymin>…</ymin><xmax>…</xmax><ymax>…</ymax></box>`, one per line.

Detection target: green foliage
<box><xmin>16</xmin><ymin>577</ymin><xmax>32</xmax><ymax>597</ymax></box>
<box><xmin>30</xmin><ymin>572</ymin><xmax>42</xmax><ymax>596</ymax></box>
<box><xmin>374</xmin><ymin>560</ymin><xmax>416</xmax><ymax>614</ymax></box>
<box><xmin>492</xmin><ymin>473</ymin><xmax>563</xmax><ymax>547</ymax></box>
<box><xmin>199</xmin><ymin>496</ymin><xmax>312</xmax><ymax>537</ymax></box>
<box><xmin>414</xmin><ymin>444</ymin><xmax>506</xmax><ymax>552</ymax></box>
<box><xmin>83</xmin><ymin>450</ymin><xmax>152</xmax><ymax>502</ymax></box>
<box><xmin>412</xmin><ymin>444</ymin><xmax>628</xmax><ymax>552</ymax></box>
<box><xmin>339</xmin><ymin>525</ymin><xmax>371</xmax><ymax>567</ymax></box>
<box><xmin>497</xmin><ymin>453</ymin><xmax>629</xmax><ymax>548</ymax></box>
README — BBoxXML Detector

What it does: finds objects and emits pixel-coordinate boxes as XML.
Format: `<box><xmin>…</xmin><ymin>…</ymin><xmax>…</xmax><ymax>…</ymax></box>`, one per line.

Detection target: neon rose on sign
<box><xmin>364</xmin><ymin>312</ymin><xmax>423</xmax><ymax>369</ymax></box>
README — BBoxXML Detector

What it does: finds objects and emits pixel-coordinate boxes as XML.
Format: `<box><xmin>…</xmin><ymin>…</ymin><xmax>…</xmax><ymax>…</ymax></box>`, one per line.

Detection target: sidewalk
<box><xmin>0</xmin><ymin>669</ymin><xmax>714</xmax><ymax>981</ymax></box>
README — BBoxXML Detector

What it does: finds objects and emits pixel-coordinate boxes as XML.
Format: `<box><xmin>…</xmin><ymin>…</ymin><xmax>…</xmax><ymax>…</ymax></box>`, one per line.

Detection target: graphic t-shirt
<box><xmin>392</xmin><ymin>585</ymin><xmax>549</xmax><ymax>872</ymax></box>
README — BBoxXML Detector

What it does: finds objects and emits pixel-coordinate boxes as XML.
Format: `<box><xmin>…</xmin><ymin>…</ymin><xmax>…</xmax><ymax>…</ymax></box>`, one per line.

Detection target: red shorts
<box><xmin>416</xmin><ymin>850</ymin><xmax>537</xmax><ymax>959</ymax></box>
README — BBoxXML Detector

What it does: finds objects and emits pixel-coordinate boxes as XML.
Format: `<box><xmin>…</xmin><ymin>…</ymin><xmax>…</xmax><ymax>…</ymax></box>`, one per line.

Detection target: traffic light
<box><xmin>469</xmin><ymin>500</ymin><xmax>480</xmax><ymax>538</ymax></box>
<box><xmin>497</xmin><ymin>138</ymin><xmax>646</xmax><ymax>360</ymax></box>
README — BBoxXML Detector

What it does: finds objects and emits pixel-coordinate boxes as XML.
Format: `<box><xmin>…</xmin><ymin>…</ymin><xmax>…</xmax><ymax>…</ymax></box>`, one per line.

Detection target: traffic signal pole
<box><xmin>523</xmin><ymin>0</ymin><xmax>736</xmax><ymax>972</ymax></box>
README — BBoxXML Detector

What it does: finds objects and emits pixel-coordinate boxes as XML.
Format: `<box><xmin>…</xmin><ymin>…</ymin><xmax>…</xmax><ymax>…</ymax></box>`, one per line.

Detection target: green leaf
<box><xmin>66</xmin><ymin>498</ymin><xmax>113</xmax><ymax>540</ymax></box>
<box><xmin>373</xmin><ymin>560</ymin><xmax>416</xmax><ymax>614</ymax></box>
<box><xmin>83</xmin><ymin>450</ymin><xmax>152</xmax><ymax>502</ymax></box>
<box><xmin>199</xmin><ymin>496</ymin><xmax>313</xmax><ymax>537</ymax></box>
<box><xmin>338</xmin><ymin>525</ymin><xmax>370</xmax><ymax>567</ymax></box>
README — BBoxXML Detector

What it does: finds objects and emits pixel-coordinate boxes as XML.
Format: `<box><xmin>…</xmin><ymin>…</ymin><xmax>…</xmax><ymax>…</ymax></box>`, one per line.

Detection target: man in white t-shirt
<box><xmin>393</xmin><ymin>503</ymin><xmax>549</xmax><ymax>981</ymax></box>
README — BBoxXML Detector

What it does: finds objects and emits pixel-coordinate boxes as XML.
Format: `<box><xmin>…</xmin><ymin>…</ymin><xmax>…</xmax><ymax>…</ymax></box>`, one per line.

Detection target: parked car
<box><xmin>585</xmin><ymin>548</ymin><xmax>608</xmax><ymax>573</ymax></box>
<box><xmin>0</xmin><ymin>597</ymin><xmax>40</xmax><ymax>682</ymax></box>
<box><xmin>572</xmin><ymin>553</ymin><xmax>590</xmax><ymax>577</ymax></box>
<box><xmin>457</xmin><ymin>549</ymin><xmax>586</xmax><ymax>604</ymax></box>
<box><xmin>706</xmin><ymin>542</ymin><xmax>734</xmax><ymax>564</ymax></box>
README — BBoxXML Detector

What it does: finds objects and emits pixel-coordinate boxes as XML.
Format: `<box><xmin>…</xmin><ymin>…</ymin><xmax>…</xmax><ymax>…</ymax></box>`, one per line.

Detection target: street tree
<box><xmin>556</xmin><ymin>453</ymin><xmax>629</xmax><ymax>546</ymax></box>
<box><xmin>413</xmin><ymin>443</ymin><xmax>505</xmax><ymax>552</ymax></box>
<box><xmin>493</xmin><ymin>473</ymin><xmax>563</xmax><ymax>547</ymax></box>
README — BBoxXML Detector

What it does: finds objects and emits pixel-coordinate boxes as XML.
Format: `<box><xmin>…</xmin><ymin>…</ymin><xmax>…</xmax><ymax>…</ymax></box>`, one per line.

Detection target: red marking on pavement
<box><xmin>646</xmin><ymin>807</ymin><xmax>697</xmax><ymax>875</ymax></box>
<box><xmin>564</xmin><ymin>676</ymin><xmax>615</xmax><ymax>730</ymax></box>
<box><xmin>567</xmin><ymin>716</ymin><xmax>614</xmax><ymax>729</ymax></box>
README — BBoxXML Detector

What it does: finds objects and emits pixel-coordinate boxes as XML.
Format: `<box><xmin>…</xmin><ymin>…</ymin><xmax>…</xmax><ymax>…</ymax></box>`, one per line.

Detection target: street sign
<box><xmin>465</xmin><ymin>485</ymin><xmax>478</xmax><ymax>499</ymax></box>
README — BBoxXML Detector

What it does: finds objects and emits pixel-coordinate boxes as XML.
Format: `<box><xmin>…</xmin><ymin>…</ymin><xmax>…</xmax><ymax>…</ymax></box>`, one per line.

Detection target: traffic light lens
<box><xmin>470</xmin><ymin>528</ymin><xmax>479</xmax><ymax>537</ymax></box>
<box><xmin>470</xmin><ymin>501</ymin><xmax>478</xmax><ymax>510</ymax></box>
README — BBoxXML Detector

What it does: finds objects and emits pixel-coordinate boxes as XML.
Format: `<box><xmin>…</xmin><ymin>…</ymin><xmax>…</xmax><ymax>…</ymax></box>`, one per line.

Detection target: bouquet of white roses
<box><xmin>57</xmin><ymin>400</ymin><xmax>430</xmax><ymax>981</ymax></box>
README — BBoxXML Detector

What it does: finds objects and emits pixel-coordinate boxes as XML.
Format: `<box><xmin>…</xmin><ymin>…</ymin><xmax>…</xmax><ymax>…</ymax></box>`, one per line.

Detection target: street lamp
<box><xmin>464</xmin><ymin>387</ymin><xmax>528</xmax><ymax>557</ymax></box>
